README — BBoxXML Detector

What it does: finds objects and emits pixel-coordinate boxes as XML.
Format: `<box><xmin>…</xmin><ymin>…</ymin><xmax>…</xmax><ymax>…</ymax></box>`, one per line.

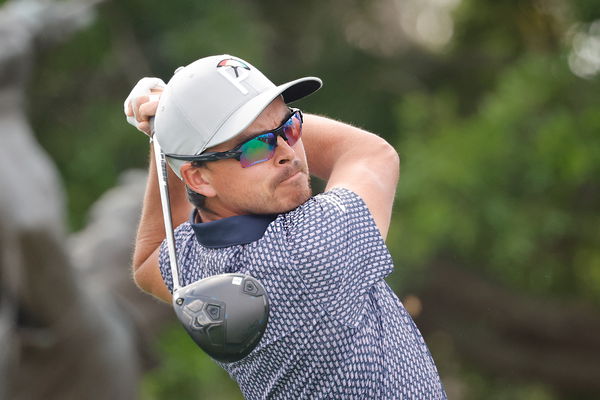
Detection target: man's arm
<box><xmin>126</xmin><ymin>84</ymin><xmax>191</xmax><ymax>303</ymax></box>
<box><xmin>301</xmin><ymin>114</ymin><xmax>400</xmax><ymax>239</ymax></box>
<box><xmin>131</xmin><ymin>145</ymin><xmax>191</xmax><ymax>303</ymax></box>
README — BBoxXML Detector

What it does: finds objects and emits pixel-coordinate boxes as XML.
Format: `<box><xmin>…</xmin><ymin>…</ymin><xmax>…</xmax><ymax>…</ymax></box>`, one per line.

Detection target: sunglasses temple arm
<box><xmin>150</xmin><ymin>119</ymin><xmax>182</xmax><ymax>293</ymax></box>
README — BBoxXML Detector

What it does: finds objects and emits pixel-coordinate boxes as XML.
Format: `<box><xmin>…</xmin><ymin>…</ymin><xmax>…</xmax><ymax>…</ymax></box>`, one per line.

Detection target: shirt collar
<box><xmin>189</xmin><ymin>209</ymin><xmax>277</xmax><ymax>249</ymax></box>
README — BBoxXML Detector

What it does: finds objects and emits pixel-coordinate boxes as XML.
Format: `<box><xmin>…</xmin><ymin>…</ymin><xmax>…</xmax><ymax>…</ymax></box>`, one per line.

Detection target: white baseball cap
<box><xmin>154</xmin><ymin>54</ymin><xmax>322</xmax><ymax>178</ymax></box>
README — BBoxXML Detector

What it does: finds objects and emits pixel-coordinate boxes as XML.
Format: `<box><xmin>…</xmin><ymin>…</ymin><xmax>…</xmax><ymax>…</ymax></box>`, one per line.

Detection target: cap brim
<box><xmin>203</xmin><ymin>76</ymin><xmax>322</xmax><ymax>151</ymax></box>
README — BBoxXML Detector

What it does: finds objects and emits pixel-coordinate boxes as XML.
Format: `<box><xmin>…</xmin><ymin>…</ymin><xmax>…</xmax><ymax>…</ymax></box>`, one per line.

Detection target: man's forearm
<box><xmin>132</xmin><ymin>145</ymin><xmax>191</xmax><ymax>279</ymax></box>
<box><xmin>302</xmin><ymin>113</ymin><xmax>397</xmax><ymax>180</ymax></box>
<box><xmin>301</xmin><ymin>113</ymin><xmax>400</xmax><ymax>238</ymax></box>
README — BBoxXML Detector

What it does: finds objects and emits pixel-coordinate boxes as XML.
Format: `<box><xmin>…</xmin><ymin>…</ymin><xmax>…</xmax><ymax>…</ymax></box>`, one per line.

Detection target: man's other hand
<box><xmin>124</xmin><ymin>77</ymin><xmax>165</xmax><ymax>136</ymax></box>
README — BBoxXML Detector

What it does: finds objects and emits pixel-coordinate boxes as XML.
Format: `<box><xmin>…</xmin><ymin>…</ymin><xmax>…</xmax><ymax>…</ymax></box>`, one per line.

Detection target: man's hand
<box><xmin>123</xmin><ymin>77</ymin><xmax>165</xmax><ymax>136</ymax></box>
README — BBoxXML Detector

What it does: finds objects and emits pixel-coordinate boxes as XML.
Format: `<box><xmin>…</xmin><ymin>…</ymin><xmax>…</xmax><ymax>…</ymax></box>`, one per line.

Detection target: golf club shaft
<box><xmin>150</xmin><ymin>121</ymin><xmax>182</xmax><ymax>293</ymax></box>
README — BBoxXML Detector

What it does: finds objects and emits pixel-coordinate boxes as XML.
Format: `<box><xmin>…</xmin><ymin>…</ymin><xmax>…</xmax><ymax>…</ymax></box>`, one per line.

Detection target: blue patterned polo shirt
<box><xmin>159</xmin><ymin>187</ymin><xmax>446</xmax><ymax>399</ymax></box>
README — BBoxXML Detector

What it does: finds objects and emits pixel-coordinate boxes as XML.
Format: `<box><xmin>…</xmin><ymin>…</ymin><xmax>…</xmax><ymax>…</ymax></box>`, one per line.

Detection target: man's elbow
<box><xmin>374</xmin><ymin>137</ymin><xmax>400</xmax><ymax>180</ymax></box>
<box><xmin>132</xmin><ymin>262</ymin><xmax>172</xmax><ymax>303</ymax></box>
<box><xmin>132</xmin><ymin>260</ymin><xmax>161</xmax><ymax>296</ymax></box>
<box><xmin>132</xmin><ymin>266</ymin><xmax>152</xmax><ymax>294</ymax></box>
<box><xmin>388</xmin><ymin>144</ymin><xmax>400</xmax><ymax>177</ymax></box>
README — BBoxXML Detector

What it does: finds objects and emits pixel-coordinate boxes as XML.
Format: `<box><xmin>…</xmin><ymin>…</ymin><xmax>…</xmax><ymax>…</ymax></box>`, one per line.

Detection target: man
<box><xmin>125</xmin><ymin>54</ymin><xmax>446</xmax><ymax>399</ymax></box>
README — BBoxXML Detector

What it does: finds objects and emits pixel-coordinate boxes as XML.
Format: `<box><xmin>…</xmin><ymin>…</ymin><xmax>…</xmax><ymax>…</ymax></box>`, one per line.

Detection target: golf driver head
<box><xmin>173</xmin><ymin>273</ymin><xmax>269</xmax><ymax>363</ymax></box>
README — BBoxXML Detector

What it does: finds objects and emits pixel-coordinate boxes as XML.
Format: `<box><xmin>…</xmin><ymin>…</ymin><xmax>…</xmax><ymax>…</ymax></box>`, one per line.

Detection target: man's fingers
<box><xmin>138</xmin><ymin>121</ymin><xmax>151</xmax><ymax>135</ymax></box>
<box><xmin>132</xmin><ymin>95</ymin><xmax>150</xmax><ymax>122</ymax></box>
<box><xmin>126</xmin><ymin>101</ymin><xmax>134</xmax><ymax>117</ymax></box>
<box><xmin>123</xmin><ymin>77</ymin><xmax>166</xmax><ymax>130</ymax></box>
<box><xmin>132</xmin><ymin>92</ymin><xmax>161</xmax><ymax>122</ymax></box>
<box><xmin>139</xmin><ymin>100</ymin><xmax>159</xmax><ymax>123</ymax></box>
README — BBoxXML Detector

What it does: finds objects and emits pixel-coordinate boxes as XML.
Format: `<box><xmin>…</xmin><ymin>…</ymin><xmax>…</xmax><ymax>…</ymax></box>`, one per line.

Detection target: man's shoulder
<box><xmin>173</xmin><ymin>221</ymin><xmax>194</xmax><ymax>237</ymax></box>
<box><xmin>274</xmin><ymin>187</ymin><xmax>378</xmax><ymax>251</ymax></box>
<box><xmin>280</xmin><ymin>187</ymin><xmax>369</xmax><ymax>225</ymax></box>
<box><xmin>165</xmin><ymin>221</ymin><xmax>196</xmax><ymax>253</ymax></box>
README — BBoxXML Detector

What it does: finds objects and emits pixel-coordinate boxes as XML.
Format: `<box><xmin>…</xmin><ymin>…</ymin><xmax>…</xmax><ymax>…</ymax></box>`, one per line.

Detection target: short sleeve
<box><xmin>282</xmin><ymin>187</ymin><xmax>394</xmax><ymax>327</ymax></box>
<box><xmin>158</xmin><ymin>223</ymin><xmax>196</xmax><ymax>293</ymax></box>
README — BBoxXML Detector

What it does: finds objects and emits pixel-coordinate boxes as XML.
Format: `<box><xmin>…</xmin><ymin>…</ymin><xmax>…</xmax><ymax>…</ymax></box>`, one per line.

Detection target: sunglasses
<box><xmin>167</xmin><ymin>108</ymin><xmax>303</xmax><ymax>168</ymax></box>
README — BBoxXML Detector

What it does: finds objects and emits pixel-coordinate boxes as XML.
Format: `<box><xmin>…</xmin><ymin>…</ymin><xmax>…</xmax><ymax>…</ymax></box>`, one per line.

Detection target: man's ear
<box><xmin>179</xmin><ymin>163</ymin><xmax>217</xmax><ymax>198</ymax></box>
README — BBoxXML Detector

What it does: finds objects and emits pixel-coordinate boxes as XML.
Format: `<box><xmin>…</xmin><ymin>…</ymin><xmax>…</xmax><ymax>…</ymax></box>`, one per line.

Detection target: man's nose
<box><xmin>273</xmin><ymin>135</ymin><xmax>295</xmax><ymax>165</ymax></box>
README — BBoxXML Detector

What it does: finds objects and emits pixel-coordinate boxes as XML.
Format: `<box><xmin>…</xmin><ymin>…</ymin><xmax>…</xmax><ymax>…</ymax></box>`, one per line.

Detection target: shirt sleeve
<box><xmin>158</xmin><ymin>222</ymin><xmax>195</xmax><ymax>293</ymax></box>
<box><xmin>282</xmin><ymin>187</ymin><xmax>394</xmax><ymax>327</ymax></box>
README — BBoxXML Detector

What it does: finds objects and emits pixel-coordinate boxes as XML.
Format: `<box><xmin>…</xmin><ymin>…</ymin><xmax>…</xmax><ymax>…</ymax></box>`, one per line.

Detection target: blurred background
<box><xmin>1</xmin><ymin>0</ymin><xmax>599</xmax><ymax>399</ymax></box>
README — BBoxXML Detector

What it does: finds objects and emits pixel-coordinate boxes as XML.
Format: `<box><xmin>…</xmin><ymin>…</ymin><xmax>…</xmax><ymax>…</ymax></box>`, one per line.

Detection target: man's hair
<box><xmin>186</xmin><ymin>185</ymin><xmax>206</xmax><ymax>209</ymax></box>
<box><xmin>185</xmin><ymin>161</ymin><xmax>206</xmax><ymax>209</ymax></box>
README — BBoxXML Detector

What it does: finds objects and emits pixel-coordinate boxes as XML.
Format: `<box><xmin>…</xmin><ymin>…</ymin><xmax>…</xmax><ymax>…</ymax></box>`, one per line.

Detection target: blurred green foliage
<box><xmin>391</xmin><ymin>54</ymin><xmax>600</xmax><ymax>303</ymax></box>
<box><xmin>26</xmin><ymin>0</ymin><xmax>600</xmax><ymax>398</ymax></box>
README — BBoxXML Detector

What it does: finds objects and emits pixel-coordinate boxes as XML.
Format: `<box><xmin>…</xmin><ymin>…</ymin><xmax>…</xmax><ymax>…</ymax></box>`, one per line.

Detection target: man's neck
<box><xmin>196</xmin><ymin>203</ymin><xmax>243</xmax><ymax>223</ymax></box>
<box><xmin>196</xmin><ymin>207</ymin><xmax>222</xmax><ymax>223</ymax></box>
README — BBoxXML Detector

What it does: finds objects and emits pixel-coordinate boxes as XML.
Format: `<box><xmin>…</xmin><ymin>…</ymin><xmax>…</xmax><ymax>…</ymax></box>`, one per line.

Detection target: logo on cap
<box><xmin>217</xmin><ymin>58</ymin><xmax>251</xmax><ymax>95</ymax></box>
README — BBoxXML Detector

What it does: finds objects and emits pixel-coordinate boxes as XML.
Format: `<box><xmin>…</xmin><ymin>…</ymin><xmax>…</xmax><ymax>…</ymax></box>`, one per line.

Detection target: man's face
<box><xmin>187</xmin><ymin>97</ymin><xmax>312</xmax><ymax>217</ymax></box>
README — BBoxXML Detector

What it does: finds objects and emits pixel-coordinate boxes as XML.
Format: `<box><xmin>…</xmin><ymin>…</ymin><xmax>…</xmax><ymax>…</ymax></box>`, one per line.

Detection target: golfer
<box><xmin>125</xmin><ymin>54</ymin><xmax>447</xmax><ymax>399</ymax></box>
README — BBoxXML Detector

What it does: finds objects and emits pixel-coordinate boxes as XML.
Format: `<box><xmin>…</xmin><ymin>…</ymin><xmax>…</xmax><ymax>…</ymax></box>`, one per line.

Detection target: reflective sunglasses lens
<box><xmin>239</xmin><ymin>133</ymin><xmax>276</xmax><ymax>167</ymax></box>
<box><xmin>282</xmin><ymin>112</ymin><xmax>302</xmax><ymax>146</ymax></box>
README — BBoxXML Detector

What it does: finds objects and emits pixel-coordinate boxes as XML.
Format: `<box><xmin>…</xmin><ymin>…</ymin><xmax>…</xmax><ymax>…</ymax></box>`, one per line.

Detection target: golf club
<box><xmin>151</xmin><ymin>126</ymin><xmax>270</xmax><ymax>363</ymax></box>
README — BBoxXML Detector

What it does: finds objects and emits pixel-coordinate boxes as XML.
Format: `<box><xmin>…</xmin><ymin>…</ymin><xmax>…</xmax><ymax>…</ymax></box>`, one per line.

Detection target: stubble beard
<box><xmin>265</xmin><ymin>159</ymin><xmax>312</xmax><ymax>214</ymax></box>
<box><xmin>206</xmin><ymin>160</ymin><xmax>313</xmax><ymax>217</ymax></box>
<box><xmin>262</xmin><ymin>173</ymin><xmax>313</xmax><ymax>214</ymax></box>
